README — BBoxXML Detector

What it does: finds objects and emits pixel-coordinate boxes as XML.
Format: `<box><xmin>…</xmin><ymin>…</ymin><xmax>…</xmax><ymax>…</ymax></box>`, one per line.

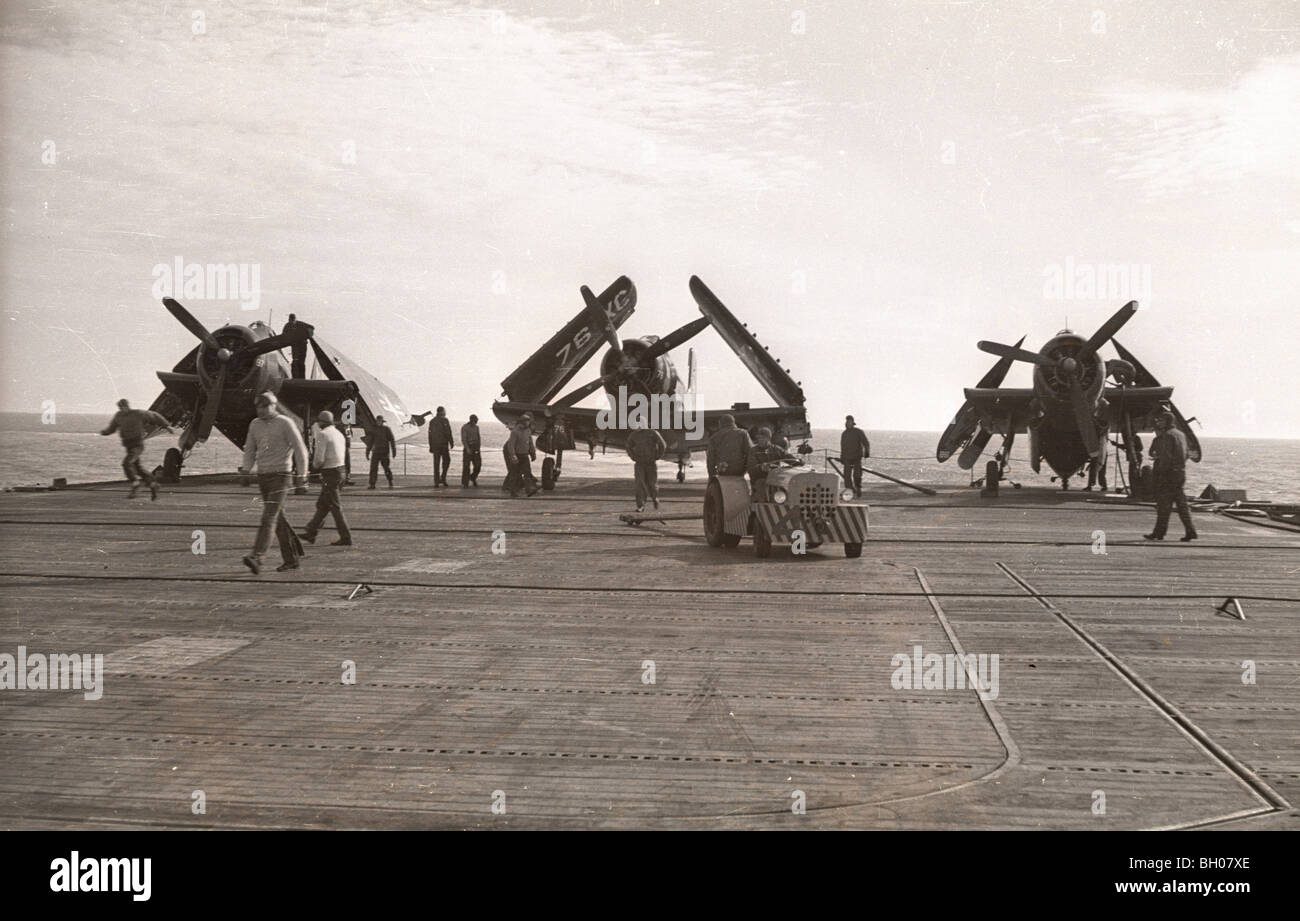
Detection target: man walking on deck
<box><xmin>841</xmin><ymin>415</ymin><xmax>871</xmax><ymax>498</ymax></box>
<box><xmin>1145</xmin><ymin>412</ymin><xmax>1198</xmax><ymax>542</ymax></box>
<box><xmin>302</xmin><ymin>411</ymin><xmax>353</xmax><ymax>547</ymax></box>
<box><xmin>367</xmin><ymin>415</ymin><xmax>397</xmax><ymax>489</ymax></box>
<box><xmin>504</xmin><ymin>415</ymin><xmax>538</xmax><ymax>497</ymax></box>
<box><xmin>626</xmin><ymin>420</ymin><xmax>666</xmax><ymax>512</ymax></box>
<box><xmin>239</xmin><ymin>392</ymin><xmax>309</xmax><ymax>573</ymax></box>
<box><xmin>427</xmin><ymin>406</ymin><xmax>454</xmax><ymax>487</ymax></box>
<box><xmin>461</xmin><ymin>414</ymin><xmax>482</xmax><ymax>487</ymax></box>
<box><xmin>100</xmin><ymin>399</ymin><xmax>172</xmax><ymax>500</ymax></box>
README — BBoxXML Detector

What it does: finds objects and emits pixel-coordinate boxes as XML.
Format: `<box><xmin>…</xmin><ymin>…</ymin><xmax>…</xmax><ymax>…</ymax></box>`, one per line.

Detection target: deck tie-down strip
<box><xmin>996</xmin><ymin>561</ymin><xmax>1291</xmax><ymax>823</ymax></box>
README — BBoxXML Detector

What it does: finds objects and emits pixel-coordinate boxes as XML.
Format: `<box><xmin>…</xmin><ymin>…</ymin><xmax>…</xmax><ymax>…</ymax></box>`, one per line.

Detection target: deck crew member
<box><xmin>338</xmin><ymin>420</ymin><xmax>355</xmax><ymax>485</ymax></box>
<box><xmin>282</xmin><ymin>313</ymin><xmax>312</xmax><ymax>380</ymax></box>
<box><xmin>706</xmin><ymin>414</ymin><xmax>752</xmax><ymax>479</ymax></box>
<box><xmin>460</xmin><ymin>414</ymin><xmax>482</xmax><ymax>487</ymax></box>
<box><xmin>748</xmin><ymin>425</ymin><xmax>796</xmax><ymax>497</ymax></box>
<box><xmin>626</xmin><ymin>420</ymin><xmax>667</xmax><ymax>512</ymax></box>
<box><xmin>427</xmin><ymin>406</ymin><xmax>454</xmax><ymax>487</ymax></box>
<box><xmin>301</xmin><ymin>411</ymin><xmax>353</xmax><ymax>547</ymax></box>
<box><xmin>239</xmin><ymin>392</ymin><xmax>309</xmax><ymax>573</ymax></box>
<box><xmin>100</xmin><ymin>399</ymin><xmax>172</xmax><ymax>500</ymax></box>
<box><xmin>504</xmin><ymin>415</ymin><xmax>539</xmax><ymax>497</ymax></box>
<box><xmin>1144</xmin><ymin>412</ymin><xmax>1198</xmax><ymax>542</ymax></box>
<box><xmin>366</xmin><ymin>414</ymin><xmax>397</xmax><ymax>489</ymax></box>
<box><xmin>841</xmin><ymin>415</ymin><xmax>871</xmax><ymax>498</ymax></box>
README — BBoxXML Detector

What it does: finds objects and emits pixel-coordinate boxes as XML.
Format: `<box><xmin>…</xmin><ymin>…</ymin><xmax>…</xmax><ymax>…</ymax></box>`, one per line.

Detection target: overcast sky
<box><xmin>2</xmin><ymin>0</ymin><xmax>1297</xmax><ymax>437</ymax></box>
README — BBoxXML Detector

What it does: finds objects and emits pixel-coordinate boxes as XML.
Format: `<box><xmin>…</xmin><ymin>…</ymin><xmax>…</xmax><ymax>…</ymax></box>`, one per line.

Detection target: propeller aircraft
<box><xmin>937</xmin><ymin>300</ymin><xmax>1200</xmax><ymax>492</ymax></box>
<box><xmin>492</xmin><ymin>275</ymin><xmax>812</xmax><ymax>488</ymax></box>
<box><xmin>143</xmin><ymin>297</ymin><xmax>429</xmax><ymax>480</ymax></box>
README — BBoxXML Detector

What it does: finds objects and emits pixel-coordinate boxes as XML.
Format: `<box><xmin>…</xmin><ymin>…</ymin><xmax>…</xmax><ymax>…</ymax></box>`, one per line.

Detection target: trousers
<box><xmin>634</xmin><ymin>459</ymin><xmax>659</xmax><ymax>506</ymax></box>
<box><xmin>369</xmin><ymin>453</ymin><xmax>393</xmax><ymax>486</ymax></box>
<box><xmin>1152</xmin><ymin>470</ymin><xmax>1197</xmax><ymax>538</ymax></box>
<box><xmin>462</xmin><ymin>449</ymin><xmax>481</xmax><ymax>485</ymax></box>
<box><xmin>121</xmin><ymin>439</ymin><xmax>153</xmax><ymax>484</ymax></box>
<box><xmin>253</xmin><ymin>473</ymin><xmax>300</xmax><ymax>563</ymax></box>
<box><xmin>304</xmin><ymin>467</ymin><xmax>352</xmax><ymax>542</ymax></box>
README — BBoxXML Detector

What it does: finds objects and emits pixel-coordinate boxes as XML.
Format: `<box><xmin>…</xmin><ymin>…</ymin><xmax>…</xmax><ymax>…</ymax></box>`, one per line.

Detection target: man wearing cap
<box><xmin>302</xmin><ymin>411</ymin><xmax>353</xmax><ymax>547</ymax></box>
<box><xmin>841</xmin><ymin>415</ymin><xmax>871</xmax><ymax>498</ymax></box>
<box><xmin>748</xmin><ymin>425</ymin><xmax>797</xmax><ymax>497</ymax></box>
<box><xmin>427</xmin><ymin>406</ymin><xmax>455</xmax><ymax>487</ymax></box>
<box><xmin>625</xmin><ymin>419</ymin><xmax>667</xmax><ymax>512</ymax></box>
<box><xmin>1145</xmin><ymin>412</ymin><xmax>1198</xmax><ymax>542</ymax></box>
<box><xmin>366</xmin><ymin>414</ymin><xmax>398</xmax><ymax>489</ymax></box>
<box><xmin>239</xmin><ymin>392</ymin><xmax>309</xmax><ymax>573</ymax></box>
<box><xmin>706</xmin><ymin>414</ymin><xmax>752</xmax><ymax>479</ymax></box>
<box><xmin>100</xmin><ymin>398</ymin><xmax>173</xmax><ymax>500</ymax></box>
<box><xmin>504</xmin><ymin>415</ymin><xmax>538</xmax><ymax>497</ymax></box>
<box><xmin>460</xmin><ymin>413</ymin><xmax>482</xmax><ymax>487</ymax></box>
<box><xmin>282</xmin><ymin>313</ymin><xmax>312</xmax><ymax>379</ymax></box>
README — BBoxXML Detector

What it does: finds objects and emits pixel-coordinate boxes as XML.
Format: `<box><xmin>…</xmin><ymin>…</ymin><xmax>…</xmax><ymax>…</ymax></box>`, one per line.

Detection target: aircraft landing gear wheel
<box><xmin>541</xmin><ymin>457</ymin><xmax>556</xmax><ymax>491</ymax></box>
<box><xmin>162</xmin><ymin>448</ymin><xmax>183</xmax><ymax>483</ymax></box>
<box><xmin>754</xmin><ymin>521</ymin><xmax>772</xmax><ymax>558</ymax></box>
<box><xmin>676</xmin><ymin>470</ymin><xmax>685</xmax><ymax>483</ymax></box>
<box><xmin>844</xmin><ymin>541</ymin><xmax>863</xmax><ymax>559</ymax></box>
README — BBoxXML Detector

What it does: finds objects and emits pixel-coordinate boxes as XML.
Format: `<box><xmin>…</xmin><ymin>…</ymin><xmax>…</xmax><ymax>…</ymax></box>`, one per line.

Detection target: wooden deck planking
<box><xmin>1</xmin><ymin>475</ymin><xmax>1296</xmax><ymax>828</ymax></box>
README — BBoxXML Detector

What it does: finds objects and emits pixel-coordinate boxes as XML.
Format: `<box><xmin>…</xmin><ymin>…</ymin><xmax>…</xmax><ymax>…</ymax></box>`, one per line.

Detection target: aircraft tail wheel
<box><xmin>541</xmin><ymin>456</ymin><xmax>556</xmax><ymax>490</ymax></box>
<box><xmin>844</xmin><ymin>542</ymin><xmax>863</xmax><ymax>559</ymax></box>
<box><xmin>754</xmin><ymin>521</ymin><xmax>772</xmax><ymax>558</ymax></box>
<box><xmin>162</xmin><ymin>448</ymin><xmax>183</xmax><ymax>483</ymax></box>
<box><xmin>704</xmin><ymin>479</ymin><xmax>726</xmax><ymax>547</ymax></box>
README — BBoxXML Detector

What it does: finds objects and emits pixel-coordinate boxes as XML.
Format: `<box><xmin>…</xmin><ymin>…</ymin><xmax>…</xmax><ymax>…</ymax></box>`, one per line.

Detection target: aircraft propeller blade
<box><xmin>193</xmin><ymin>362</ymin><xmax>227</xmax><ymax>444</ymax></box>
<box><xmin>1069</xmin><ymin>373</ymin><xmax>1100</xmax><ymax>456</ymax></box>
<box><xmin>581</xmin><ymin>285</ymin><xmax>622</xmax><ymax>355</ymax></box>
<box><xmin>1079</xmin><ymin>300</ymin><xmax>1138</xmax><ymax>360</ymax></box>
<box><xmin>162</xmin><ymin>298</ymin><xmax>219</xmax><ymax>349</ymax></box>
<box><xmin>640</xmin><ymin>317</ymin><xmax>711</xmax><ymax>362</ymax></box>
<box><xmin>240</xmin><ymin>324</ymin><xmax>314</xmax><ymax>359</ymax></box>
<box><xmin>553</xmin><ymin>371</ymin><xmax>620</xmax><ymax>409</ymax></box>
<box><xmin>976</xmin><ymin>341</ymin><xmax>1054</xmax><ymax>367</ymax></box>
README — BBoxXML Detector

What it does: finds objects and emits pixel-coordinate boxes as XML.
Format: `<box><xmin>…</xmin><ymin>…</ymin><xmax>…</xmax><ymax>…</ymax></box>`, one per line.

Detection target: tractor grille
<box><xmin>793</xmin><ymin>475</ymin><xmax>838</xmax><ymax>516</ymax></box>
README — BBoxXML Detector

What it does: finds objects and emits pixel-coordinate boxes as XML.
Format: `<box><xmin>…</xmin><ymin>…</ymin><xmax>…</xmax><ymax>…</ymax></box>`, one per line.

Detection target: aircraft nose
<box><xmin>1061</xmin><ymin>357</ymin><xmax>1077</xmax><ymax>374</ymax></box>
<box><xmin>217</xmin><ymin>348</ymin><xmax>232</xmax><ymax>362</ymax></box>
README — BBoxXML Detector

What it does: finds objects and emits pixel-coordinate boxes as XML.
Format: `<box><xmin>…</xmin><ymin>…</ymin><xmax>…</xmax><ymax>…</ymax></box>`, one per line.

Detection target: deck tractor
<box><xmin>703</xmin><ymin>459</ymin><xmax>868</xmax><ymax>558</ymax></box>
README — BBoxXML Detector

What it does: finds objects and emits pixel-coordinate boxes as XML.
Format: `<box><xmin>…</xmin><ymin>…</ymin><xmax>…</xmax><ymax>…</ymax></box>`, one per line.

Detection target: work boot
<box><xmin>300</xmin><ymin>532</ymin><xmax>316</xmax><ymax>544</ymax></box>
<box><xmin>1179</xmin><ymin>534</ymin><xmax>1198</xmax><ymax>542</ymax></box>
<box><xmin>276</xmin><ymin>561</ymin><xmax>300</xmax><ymax>572</ymax></box>
<box><xmin>1143</xmin><ymin>533</ymin><xmax>1164</xmax><ymax>541</ymax></box>
<box><xmin>331</xmin><ymin>538</ymin><xmax>353</xmax><ymax>546</ymax></box>
<box><xmin>652</xmin><ymin>498</ymin><xmax>660</xmax><ymax>510</ymax></box>
<box><xmin>242</xmin><ymin>555</ymin><xmax>261</xmax><ymax>574</ymax></box>
<box><xmin>128</xmin><ymin>483</ymin><xmax>140</xmax><ymax>499</ymax></box>
<box><xmin>150</xmin><ymin>483</ymin><xmax>160</xmax><ymax>501</ymax></box>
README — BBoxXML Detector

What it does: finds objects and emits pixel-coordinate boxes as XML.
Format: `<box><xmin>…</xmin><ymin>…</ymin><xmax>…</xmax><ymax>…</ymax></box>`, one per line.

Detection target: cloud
<box><xmin>1079</xmin><ymin>54</ymin><xmax>1300</xmax><ymax>196</ymax></box>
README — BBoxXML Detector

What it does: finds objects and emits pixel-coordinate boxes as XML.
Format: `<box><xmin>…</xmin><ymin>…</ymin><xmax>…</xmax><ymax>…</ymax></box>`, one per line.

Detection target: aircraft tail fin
<box><xmin>500</xmin><ymin>277</ymin><xmax>637</xmax><ymax>404</ymax></box>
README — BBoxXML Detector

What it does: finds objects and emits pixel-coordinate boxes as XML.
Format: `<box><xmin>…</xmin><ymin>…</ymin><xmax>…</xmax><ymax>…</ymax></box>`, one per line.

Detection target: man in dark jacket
<box><xmin>427</xmin><ymin>406</ymin><xmax>454</xmax><ymax>487</ymax></box>
<box><xmin>706</xmin><ymin>414</ymin><xmax>751</xmax><ymax>478</ymax></box>
<box><xmin>748</xmin><ymin>426</ymin><xmax>796</xmax><ymax>497</ymax></box>
<box><xmin>460</xmin><ymin>414</ymin><xmax>482</xmax><ymax>487</ymax></box>
<box><xmin>366</xmin><ymin>415</ymin><xmax>398</xmax><ymax>489</ymax></box>
<box><xmin>626</xmin><ymin>421</ymin><xmax>667</xmax><ymax>512</ymax></box>
<box><xmin>840</xmin><ymin>415</ymin><xmax>871</xmax><ymax>498</ymax></box>
<box><xmin>100</xmin><ymin>399</ymin><xmax>173</xmax><ymax>499</ymax></box>
<box><xmin>1145</xmin><ymin>412</ymin><xmax>1198</xmax><ymax>541</ymax></box>
<box><xmin>504</xmin><ymin>415</ymin><xmax>538</xmax><ymax>497</ymax></box>
<box><xmin>282</xmin><ymin>313</ymin><xmax>312</xmax><ymax>379</ymax></box>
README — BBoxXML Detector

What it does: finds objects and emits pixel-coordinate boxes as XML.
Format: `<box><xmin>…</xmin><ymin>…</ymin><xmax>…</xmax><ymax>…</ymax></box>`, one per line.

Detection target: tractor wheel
<box><xmin>844</xmin><ymin>541</ymin><xmax>863</xmax><ymax>559</ymax></box>
<box><xmin>753</xmin><ymin>521</ymin><xmax>772</xmax><ymax>558</ymax></box>
<box><xmin>541</xmin><ymin>457</ymin><xmax>556</xmax><ymax>491</ymax></box>
<box><xmin>162</xmin><ymin>448</ymin><xmax>183</xmax><ymax>483</ymax></box>
<box><xmin>704</xmin><ymin>479</ymin><xmax>726</xmax><ymax>547</ymax></box>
